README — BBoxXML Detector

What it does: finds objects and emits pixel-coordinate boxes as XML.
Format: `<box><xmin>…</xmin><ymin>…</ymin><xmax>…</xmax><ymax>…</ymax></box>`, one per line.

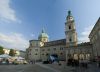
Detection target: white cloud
<box><xmin>78</xmin><ymin>25</ymin><xmax>94</xmax><ymax>43</ymax></box>
<box><xmin>31</xmin><ymin>34</ymin><xmax>35</xmax><ymax>37</ymax></box>
<box><xmin>0</xmin><ymin>33</ymin><xmax>29</xmax><ymax>51</ymax></box>
<box><xmin>0</xmin><ymin>0</ymin><xmax>20</xmax><ymax>22</ymax></box>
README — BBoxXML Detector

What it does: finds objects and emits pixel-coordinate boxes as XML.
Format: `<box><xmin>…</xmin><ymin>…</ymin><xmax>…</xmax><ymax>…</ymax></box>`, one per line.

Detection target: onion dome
<box><xmin>38</xmin><ymin>29</ymin><xmax>49</xmax><ymax>39</ymax></box>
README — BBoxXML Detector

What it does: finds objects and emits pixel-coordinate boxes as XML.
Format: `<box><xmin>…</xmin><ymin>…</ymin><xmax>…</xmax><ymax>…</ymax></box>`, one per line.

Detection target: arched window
<box><xmin>30</xmin><ymin>43</ymin><xmax>32</xmax><ymax>47</ymax></box>
<box><xmin>86</xmin><ymin>54</ymin><xmax>90</xmax><ymax>60</ymax></box>
<box><xmin>79</xmin><ymin>54</ymin><xmax>85</xmax><ymax>59</ymax></box>
<box><xmin>73</xmin><ymin>54</ymin><xmax>78</xmax><ymax>60</ymax></box>
<box><xmin>69</xmin><ymin>25</ymin><xmax>71</xmax><ymax>30</ymax></box>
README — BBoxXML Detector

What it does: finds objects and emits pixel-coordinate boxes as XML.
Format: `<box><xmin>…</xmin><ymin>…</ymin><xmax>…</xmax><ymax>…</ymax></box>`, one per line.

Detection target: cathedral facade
<box><xmin>26</xmin><ymin>11</ymin><xmax>100</xmax><ymax>62</ymax></box>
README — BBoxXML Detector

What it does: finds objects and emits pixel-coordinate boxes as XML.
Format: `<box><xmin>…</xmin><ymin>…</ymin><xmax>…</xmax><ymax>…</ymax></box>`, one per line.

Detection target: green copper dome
<box><xmin>38</xmin><ymin>29</ymin><xmax>49</xmax><ymax>39</ymax></box>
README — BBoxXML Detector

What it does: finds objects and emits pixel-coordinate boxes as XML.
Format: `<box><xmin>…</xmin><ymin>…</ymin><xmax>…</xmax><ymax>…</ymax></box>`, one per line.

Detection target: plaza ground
<box><xmin>0</xmin><ymin>64</ymin><xmax>59</xmax><ymax>72</ymax></box>
<box><xmin>0</xmin><ymin>62</ymin><xmax>100</xmax><ymax>72</ymax></box>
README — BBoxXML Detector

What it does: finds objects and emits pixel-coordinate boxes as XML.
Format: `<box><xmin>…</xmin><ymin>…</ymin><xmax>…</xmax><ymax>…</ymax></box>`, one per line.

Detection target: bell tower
<box><xmin>65</xmin><ymin>11</ymin><xmax>77</xmax><ymax>47</ymax></box>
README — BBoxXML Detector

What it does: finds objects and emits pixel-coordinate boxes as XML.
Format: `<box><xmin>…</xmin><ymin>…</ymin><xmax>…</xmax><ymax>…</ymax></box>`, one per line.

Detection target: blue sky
<box><xmin>0</xmin><ymin>0</ymin><xmax>100</xmax><ymax>50</ymax></box>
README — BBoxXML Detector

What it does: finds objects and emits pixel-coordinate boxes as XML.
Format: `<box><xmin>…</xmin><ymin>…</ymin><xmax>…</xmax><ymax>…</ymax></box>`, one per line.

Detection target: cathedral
<box><xmin>26</xmin><ymin>11</ymin><xmax>100</xmax><ymax>62</ymax></box>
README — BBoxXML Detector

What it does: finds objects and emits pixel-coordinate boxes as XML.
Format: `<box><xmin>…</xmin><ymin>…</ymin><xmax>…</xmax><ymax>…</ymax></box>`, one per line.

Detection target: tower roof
<box><xmin>42</xmin><ymin>28</ymin><xmax>45</xmax><ymax>33</ymax></box>
<box><xmin>66</xmin><ymin>10</ymin><xmax>73</xmax><ymax>20</ymax></box>
<box><xmin>68</xmin><ymin>10</ymin><xmax>72</xmax><ymax>16</ymax></box>
<box><xmin>38</xmin><ymin>28</ymin><xmax>49</xmax><ymax>39</ymax></box>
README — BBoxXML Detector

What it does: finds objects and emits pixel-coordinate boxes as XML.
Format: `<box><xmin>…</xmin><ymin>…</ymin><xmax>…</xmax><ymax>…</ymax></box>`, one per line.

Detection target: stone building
<box><xmin>66</xmin><ymin>42</ymin><xmax>93</xmax><ymax>61</ymax></box>
<box><xmin>26</xmin><ymin>29</ymin><xmax>66</xmax><ymax>61</ymax></box>
<box><xmin>89</xmin><ymin>17</ymin><xmax>100</xmax><ymax>58</ymax></box>
<box><xmin>40</xmin><ymin>39</ymin><xmax>66</xmax><ymax>61</ymax></box>
<box><xmin>26</xmin><ymin>40</ymin><xmax>41</xmax><ymax>61</ymax></box>
<box><xmin>26</xmin><ymin>11</ymin><xmax>100</xmax><ymax>62</ymax></box>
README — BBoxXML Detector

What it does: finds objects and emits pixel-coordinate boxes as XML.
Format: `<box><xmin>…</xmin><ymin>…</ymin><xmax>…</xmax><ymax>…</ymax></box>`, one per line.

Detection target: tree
<box><xmin>9</xmin><ymin>49</ymin><xmax>15</xmax><ymax>56</ymax></box>
<box><xmin>0</xmin><ymin>46</ymin><xmax>4</xmax><ymax>55</ymax></box>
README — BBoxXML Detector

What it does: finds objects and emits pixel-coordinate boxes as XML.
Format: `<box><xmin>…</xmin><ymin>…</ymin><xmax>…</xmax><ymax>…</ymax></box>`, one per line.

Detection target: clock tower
<box><xmin>65</xmin><ymin>11</ymin><xmax>77</xmax><ymax>47</ymax></box>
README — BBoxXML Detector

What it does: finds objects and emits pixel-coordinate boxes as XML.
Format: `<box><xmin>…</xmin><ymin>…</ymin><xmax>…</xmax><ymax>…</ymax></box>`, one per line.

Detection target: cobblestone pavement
<box><xmin>36</xmin><ymin>62</ymin><xmax>100</xmax><ymax>72</ymax></box>
<box><xmin>0</xmin><ymin>64</ymin><xmax>59</xmax><ymax>72</ymax></box>
<box><xmin>0</xmin><ymin>62</ymin><xmax>100</xmax><ymax>72</ymax></box>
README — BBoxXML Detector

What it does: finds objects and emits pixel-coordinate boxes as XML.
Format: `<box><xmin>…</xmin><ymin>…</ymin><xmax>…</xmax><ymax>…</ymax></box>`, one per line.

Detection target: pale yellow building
<box><xmin>3</xmin><ymin>48</ymin><xmax>25</xmax><ymax>58</ymax></box>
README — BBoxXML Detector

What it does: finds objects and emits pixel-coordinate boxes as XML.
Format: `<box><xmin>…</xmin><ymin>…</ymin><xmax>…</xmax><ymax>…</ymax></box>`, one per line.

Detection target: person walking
<box><xmin>97</xmin><ymin>60</ymin><xmax>100</xmax><ymax>67</ymax></box>
<box><xmin>6</xmin><ymin>59</ymin><xmax>9</xmax><ymax>65</ymax></box>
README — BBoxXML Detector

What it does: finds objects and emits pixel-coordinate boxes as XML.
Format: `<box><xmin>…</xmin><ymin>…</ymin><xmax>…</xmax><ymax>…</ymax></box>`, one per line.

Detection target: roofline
<box><xmin>89</xmin><ymin>17</ymin><xmax>100</xmax><ymax>38</ymax></box>
<box><xmin>46</xmin><ymin>39</ymin><xmax>66</xmax><ymax>43</ymax></box>
<box><xmin>29</xmin><ymin>40</ymin><xmax>40</xmax><ymax>42</ymax></box>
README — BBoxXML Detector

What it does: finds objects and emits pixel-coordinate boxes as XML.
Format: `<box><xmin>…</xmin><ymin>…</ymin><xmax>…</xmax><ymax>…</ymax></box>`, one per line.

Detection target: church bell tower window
<box><xmin>69</xmin><ymin>25</ymin><xmax>71</xmax><ymax>30</ymax></box>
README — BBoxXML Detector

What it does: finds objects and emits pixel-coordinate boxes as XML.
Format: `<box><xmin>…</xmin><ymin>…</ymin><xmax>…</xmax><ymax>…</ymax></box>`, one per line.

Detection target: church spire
<box><xmin>42</xmin><ymin>28</ymin><xmax>45</xmax><ymax>33</ymax></box>
<box><xmin>66</xmin><ymin>10</ymin><xmax>74</xmax><ymax>21</ymax></box>
<box><xmin>68</xmin><ymin>10</ymin><xmax>72</xmax><ymax>16</ymax></box>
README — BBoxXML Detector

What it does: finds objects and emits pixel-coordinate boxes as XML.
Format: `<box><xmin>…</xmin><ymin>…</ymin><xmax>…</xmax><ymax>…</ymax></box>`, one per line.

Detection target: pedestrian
<box><xmin>33</xmin><ymin>60</ymin><xmax>35</xmax><ymax>64</ymax></box>
<box><xmin>79</xmin><ymin>59</ymin><xmax>83</xmax><ymax>67</ymax></box>
<box><xmin>98</xmin><ymin>61</ymin><xmax>100</xmax><ymax>67</ymax></box>
<box><xmin>0</xmin><ymin>59</ymin><xmax>2</xmax><ymax>65</ymax></box>
<box><xmin>82</xmin><ymin>59</ymin><xmax>88</xmax><ymax>69</ymax></box>
<box><xmin>6</xmin><ymin>59</ymin><xmax>9</xmax><ymax>65</ymax></box>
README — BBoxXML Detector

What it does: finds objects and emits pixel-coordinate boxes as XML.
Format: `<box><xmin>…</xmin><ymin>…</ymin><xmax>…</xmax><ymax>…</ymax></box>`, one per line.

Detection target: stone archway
<box><xmin>67</xmin><ymin>54</ymin><xmax>72</xmax><ymax>59</ymax></box>
<box><xmin>73</xmin><ymin>54</ymin><xmax>78</xmax><ymax>60</ymax></box>
<box><xmin>50</xmin><ymin>54</ymin><xmax>59</xmax><ymax>62</ymax></box>
<box><xmin>52</xmin><ymin>54</ymin><xmax>58</xmax><ymax>57</ymax></box>
<box><xmin>85</xmin><ymin>54</ymin><xmax>91</xmax><ymax>60</ymax></box>
<box><xmin>79</xmin><ymin>54</ymin><xmax>85</xmax><ymax>60</ymax></box>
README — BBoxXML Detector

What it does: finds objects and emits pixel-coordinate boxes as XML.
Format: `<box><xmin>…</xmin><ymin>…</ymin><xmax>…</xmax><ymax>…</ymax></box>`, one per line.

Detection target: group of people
<box><xmin>0</xmin><ymin>58</ymin><xmax>9</xmax><ymax>65</ymax></box>
<box><xmin>29</xmin><ymin>60</ymin><xmax>35</xmax><ymax>64</ymax></box>
<box><xmin>67</xmin><ymin>58</ymin><xmax>88</xmax><ymax>68</ymax></box>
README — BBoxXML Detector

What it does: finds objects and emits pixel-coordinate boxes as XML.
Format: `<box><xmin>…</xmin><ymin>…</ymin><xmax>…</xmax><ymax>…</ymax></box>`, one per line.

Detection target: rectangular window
<box><xmin>69</xmin><ymin>38</ymin><xmax>72</xmax><ymax>42</ymax></box>
<box><xmin>30</xmin><ymin>49</ymin><xmax>32</xmax><ymax>51</ymax></box>
<box><xmin>54</xmin><ymin>48</ymin><xmax>56</xmax><ymax>50</ymax></box>
<box><xmin>42</xmin><ymin>49</ymin><xmax>45</xmax><ymax>51</ymax></box>
<box><xmin>29</xmin><ymin>53</ymin><xmax>31</xmax><ymax>55</ymax></box>
<box><xmin>35</xmin><ymin>49</ymin><xmax>38</xmax><ymax>51</ymax></box>
<box><xmin>48</xmin><ymin>49</ymin><xmax>50</xmax><ymax>51</ymax></box>
<box><xmin>42</xmin><ymin>54</ymin><xmax>44</xmax><ymax>55</ymax></box>
<box><xmin>60</xmin><ymin>48</ymin><xmax>63</xmax><ymax>50</ymax></box>
<box><xmin>35</xmin><ymin>53</ymin><xmax>38</xmax><ymax>55</ymax></box>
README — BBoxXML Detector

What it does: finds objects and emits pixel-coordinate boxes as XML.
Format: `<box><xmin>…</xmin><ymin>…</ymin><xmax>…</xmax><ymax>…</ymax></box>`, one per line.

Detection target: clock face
<box><xmin>67</xmin><ymin>17</ymin><xmax>73</xmax><ymax>21</ymax></box>
<box><xmin>70</xmin><ymin>17</ymin><xmax>73</xmax><ymax>21</ymax></box>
